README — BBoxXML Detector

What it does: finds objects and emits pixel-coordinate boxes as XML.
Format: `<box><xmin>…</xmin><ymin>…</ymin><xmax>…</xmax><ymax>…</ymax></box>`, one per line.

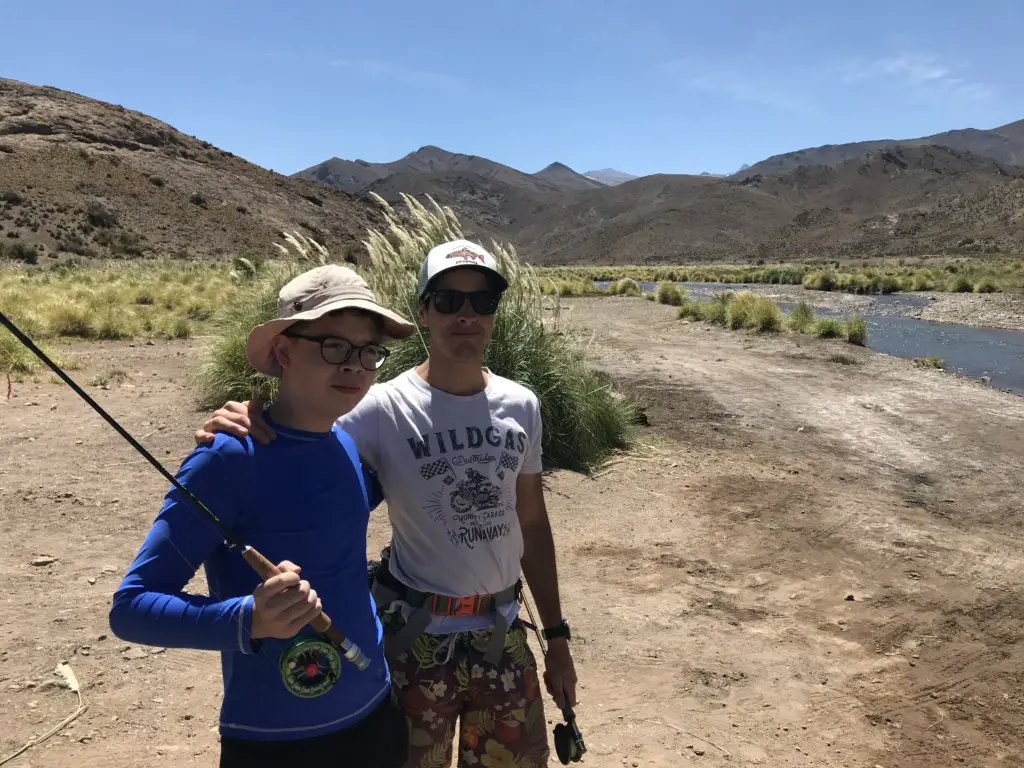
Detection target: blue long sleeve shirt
<box><xmin>109</xmin><ymin>420</ymin><xmax>389</xmax><ymax>741</ymax></box>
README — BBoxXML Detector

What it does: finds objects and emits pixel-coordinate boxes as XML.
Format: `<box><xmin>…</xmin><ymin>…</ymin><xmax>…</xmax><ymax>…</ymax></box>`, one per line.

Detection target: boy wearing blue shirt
<box><xmin>109</xmin><ymin>265</ymin><xmax>416</xmax><ymax>767</ymax></box>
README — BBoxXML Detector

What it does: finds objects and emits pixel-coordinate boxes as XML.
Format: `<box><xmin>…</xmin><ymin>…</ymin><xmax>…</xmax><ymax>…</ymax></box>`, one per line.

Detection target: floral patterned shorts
<box><xmin>385</xmin><ymin>621</ymin><xmax>551</xmax><ymax>768</ymax></box>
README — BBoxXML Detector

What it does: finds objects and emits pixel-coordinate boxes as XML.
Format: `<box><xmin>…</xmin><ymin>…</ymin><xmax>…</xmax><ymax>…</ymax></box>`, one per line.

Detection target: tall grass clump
<box><xmin>814</xmin><ymin>318</ymin><xmax>845</xmax><ymax>339</ymax></box>
<box><xmin>610</xmin><ymin>278</ymin><xmax>642</xmax><ymax>297</ymax></box>
<box><xmin>803</xmin><ymin>271</ymin><xmax>837</xmax><ymax>291</ymax></box>
<box><xmin>193</xmin><ymin>196</ymin><xmax>639</xmax><ymax>473</ymax></box>
<box><xmin>1</xmin><ymin>327</ymin><xmax>41</xmax><ymax>375</ymax></box>
<box><xmin>973</xmin><ymin>277</ymin><xmax>998</xmax><ymax>294</ymax></box>
<box><xmin>0</xmin><ymin>260</ymin><xmax>240</xmax><ymax>342</ymax></box>
<box><xmin>786</xmin><ymin>301</ymin><xmax>816</xmax><ymax>332</ymax></box>
<box><xmin>654</xmin><ymin>281</ymin><xmax>684</xmax><ymax>306</ymax></box>
<box><xmin>701</xmin><ymin>293</ymin><xmax>732</xmax><ymax>325</ymax></box>
<box><xmin>947</xmin><ymin>275</ymin><xmax>974</xmax><ymax>293</ymax></box>
<box><xmin>914</xmin><ymin>356</ymin><xmax>946</xmax><ymax>370</ymax></box>
<box><xmin>748</xmin><ymin>295</ymin><xmax>783</xmax><ymax>332</ymax></box>
<box><xmin>536</xmin><ymin>259</ymin><xmax>1023</xmax><ymax>297</ymax></box>
<box><xmin>675</xmin><ymin>291</ymin><xmax>780</xmax><ymax>332</ymax></box>
<box><xmin>724</xmin><ymin>292</ymin><xmax>758</xmax><ymax>329</ymax></box>
<box><xmin>844</xmin><ymin>315</ymin><xmax>868</xmax><ymax>346</ymax></box>
<box><xmin>676</xmin><ymin>300</ymin><xmax>704</xmax><ymax>321</ymax></box>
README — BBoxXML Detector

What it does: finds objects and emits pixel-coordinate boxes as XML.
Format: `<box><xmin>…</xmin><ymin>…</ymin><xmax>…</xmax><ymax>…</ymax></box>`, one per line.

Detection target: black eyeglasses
<box><xmin>283</xmin><ymin>333</ymin><xmax>390</xmax><ymax>370</ymax></box>
<box><xmin>427</xmin><ymin>289</ymin><xmax>502</xmax><ymax>316</ymax></box>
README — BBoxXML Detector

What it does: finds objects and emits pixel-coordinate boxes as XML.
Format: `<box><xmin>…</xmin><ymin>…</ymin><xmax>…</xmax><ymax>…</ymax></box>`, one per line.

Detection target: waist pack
<box><xmin>367</xmin><ymin>545</ymin><xmax>521</xmax><ymax>665</ymax></box>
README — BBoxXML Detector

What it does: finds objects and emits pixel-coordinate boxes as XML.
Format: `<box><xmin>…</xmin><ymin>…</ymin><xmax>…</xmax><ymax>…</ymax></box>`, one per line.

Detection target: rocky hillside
<box><xmin>520</xmin><ymin>146</ymin><xmax>1024</xmax><ymax>264</ymax></box>
<box><xmin>306</xmin><ymin>142</ymin><xmax>1024</xmax><ymax>264</ymax></box>
<box><xmin>0</xmin><ymin>79</ymin><xmax>383</xmax><ymax>264</ymax></box>
<box><xmin>295</xmin><ymin>146</ymin><xmax>603</xmax><ymax>195</ymax></box>
<box><xmin>740</xmin><ymin>118</ymin><xmax>1024</xmax><ymax>176</ymax></box>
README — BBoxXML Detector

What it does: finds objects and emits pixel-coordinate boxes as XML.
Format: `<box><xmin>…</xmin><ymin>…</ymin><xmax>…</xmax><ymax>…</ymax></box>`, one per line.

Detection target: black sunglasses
<box><xmin>283</xmin><ymin>332</ymin><xmax>390</xmax><ymax>370</ymax></box>
<box><xmin>427</xmin><ymin>289</ymin><xmax>502</xmax><ymax>316</ymax></box>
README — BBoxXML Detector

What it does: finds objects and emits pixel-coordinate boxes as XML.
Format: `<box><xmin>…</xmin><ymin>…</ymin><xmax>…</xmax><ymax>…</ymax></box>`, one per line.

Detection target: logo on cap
<box><xmin>445</xmin><ymin>248</ymin><xmax>487</xmax><ymax>264</ymax></box>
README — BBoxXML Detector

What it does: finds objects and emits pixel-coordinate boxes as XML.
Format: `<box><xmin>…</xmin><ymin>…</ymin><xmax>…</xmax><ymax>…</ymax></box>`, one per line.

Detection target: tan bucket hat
<box><xmin>245</xmin><ymin>264</ymin><xmax>415</xmax><ymax>377</ymax></box>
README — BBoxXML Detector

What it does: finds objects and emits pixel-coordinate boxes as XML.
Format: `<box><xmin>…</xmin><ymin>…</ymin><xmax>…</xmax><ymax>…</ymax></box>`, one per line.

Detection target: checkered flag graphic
<box><xmin>500</xmin><ymin>453</ymin><xmax>519</xmax><ymax>471</ymax></box>
<box><xmin>420</xmin><ymin>458</ymin><xmax>453</xmax><ymax>481</ymax></box>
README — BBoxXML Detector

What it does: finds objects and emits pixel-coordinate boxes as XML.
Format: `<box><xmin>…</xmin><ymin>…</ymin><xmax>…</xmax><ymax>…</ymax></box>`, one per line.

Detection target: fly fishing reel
<box><xmin>279</xmin><ymin>636</ymin><xmax>342</xmax><ymax>698</ymax></box>
<box><xmin>553</xmin><ymin>706</ymin><xmax>587</xmax><ymax>764</ymax></box>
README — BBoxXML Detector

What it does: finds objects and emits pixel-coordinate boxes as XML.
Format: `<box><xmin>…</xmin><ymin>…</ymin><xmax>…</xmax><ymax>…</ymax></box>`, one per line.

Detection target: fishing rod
<box><xmin>0</xmin><ymin>310</ymin><xmax>371</xmax><ymax>677</ymax></box>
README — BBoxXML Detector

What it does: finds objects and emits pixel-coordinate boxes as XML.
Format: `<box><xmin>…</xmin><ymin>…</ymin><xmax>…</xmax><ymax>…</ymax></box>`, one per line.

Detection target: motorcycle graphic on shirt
<box><xmin>449</xmin><ymin>468</ymin><xmax>502</xmax><ymax>514</ymax></box>
<box><xmin>418</xmin><ymin>454</ymin><xmax>520</xmax><ymax>549</ymax></box>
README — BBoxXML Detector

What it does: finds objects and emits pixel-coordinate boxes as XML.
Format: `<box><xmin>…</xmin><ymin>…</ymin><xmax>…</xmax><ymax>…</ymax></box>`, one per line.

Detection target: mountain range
<box><xmin>1</xmin><ymin>77</ymin><xmax>1022</xmax><ymax>266</ymax></box>
<box><xmin>295</xmin><ymin>120</ymin><xmax>1024</xmax><ymax>263</ymax></box>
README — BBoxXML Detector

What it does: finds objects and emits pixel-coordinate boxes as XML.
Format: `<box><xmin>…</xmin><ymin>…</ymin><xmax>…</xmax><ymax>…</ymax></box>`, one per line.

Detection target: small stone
<box><xmin>183</xmin><ymin>713</ymin><xmax>193</xmax><ymax>720</ymax></box>
<box><xmin>30</xmin><ymin>556</ymin><xmax>58</xmax><ymax>566</ymax></box>
<box><xmin>88</xmin><ymin>577</ymin><xmax>96</xmax><ymax>585</ymax></box>
<box><xmin>693</xmin><ymin>748</ymin><xmax>705</xmax><ymax>756</ymax></box>
<box><xmin>845</xmin><ymin>594</ymin><xmax>855</xmax><ymax>601</ymax></box>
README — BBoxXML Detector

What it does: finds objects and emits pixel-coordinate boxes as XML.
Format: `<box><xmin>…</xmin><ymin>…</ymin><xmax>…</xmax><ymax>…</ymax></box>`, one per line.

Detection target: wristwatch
<box><xmin>542</xmin><ymin>619</ymin><xmax>571</xmax><ymax>642</ymax></box>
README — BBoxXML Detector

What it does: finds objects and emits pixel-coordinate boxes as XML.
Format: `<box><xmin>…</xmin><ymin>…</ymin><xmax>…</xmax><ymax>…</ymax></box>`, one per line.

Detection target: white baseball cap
<box><xmin>416</xmin><ymin>239</ymin><xmax>509</xmax><ymax>300</ymax></box>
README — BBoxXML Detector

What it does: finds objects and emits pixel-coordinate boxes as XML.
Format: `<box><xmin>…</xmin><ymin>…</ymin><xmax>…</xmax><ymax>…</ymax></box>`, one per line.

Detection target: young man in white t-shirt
<box><xmin>198</xmin><ymin>240</ymin><xmax>577</xmax><ymax>767</ymax></box>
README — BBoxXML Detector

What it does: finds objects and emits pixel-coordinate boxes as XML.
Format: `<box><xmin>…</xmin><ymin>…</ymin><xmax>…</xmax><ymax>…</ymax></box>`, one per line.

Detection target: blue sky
<box><xmin>4</xmin><ymin>0</ymin><xmax>1022</xmax><ymax>177</ymax></box>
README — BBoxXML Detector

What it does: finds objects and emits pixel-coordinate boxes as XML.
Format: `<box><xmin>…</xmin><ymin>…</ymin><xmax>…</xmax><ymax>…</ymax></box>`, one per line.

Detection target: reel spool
<box><xmin>553</xmin><ymin>707</ymin><xmax>587</xmax><ymax>764</ymax></box>
<box><xmin>279</xmin><ymin>636</ymin><xmax>342</xmax><ymax>698</ymax></box>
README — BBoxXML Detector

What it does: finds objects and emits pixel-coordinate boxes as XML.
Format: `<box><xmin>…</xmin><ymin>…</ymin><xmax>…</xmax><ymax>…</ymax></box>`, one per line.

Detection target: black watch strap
<box><xmin>542</xmin><ymin>619</ymin><xmax>571</xmax><ymax>641</ymax></box>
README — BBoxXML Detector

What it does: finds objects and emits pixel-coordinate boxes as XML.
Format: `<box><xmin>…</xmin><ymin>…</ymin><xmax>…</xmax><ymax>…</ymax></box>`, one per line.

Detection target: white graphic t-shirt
<box><xmin>337</xmin><ymin>367</ymin><xmax>543</xmax><ymax>633</ymax></box>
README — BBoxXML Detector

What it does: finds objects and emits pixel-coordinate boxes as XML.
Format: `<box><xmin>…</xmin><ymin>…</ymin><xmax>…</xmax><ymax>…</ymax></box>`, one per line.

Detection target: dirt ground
<box><xmin>2</xmin><ymin>297</ymin><xmax>1023</xmax><ymax>767</ymax></box>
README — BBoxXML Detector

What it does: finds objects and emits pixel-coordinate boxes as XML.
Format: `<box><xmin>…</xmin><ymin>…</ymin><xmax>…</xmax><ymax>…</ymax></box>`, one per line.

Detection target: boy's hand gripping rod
<box><xmin>0</xmin><ymin>310</ymin><xmax>370</xmax><ymax>671</ymax></box>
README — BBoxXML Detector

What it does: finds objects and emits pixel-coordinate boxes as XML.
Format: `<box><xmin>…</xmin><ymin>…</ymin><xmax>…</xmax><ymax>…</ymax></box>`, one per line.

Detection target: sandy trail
<box><xmin>1</xmin><ymin>299</ymin><xmax>1022</xmax><ymax>767</ymax></box>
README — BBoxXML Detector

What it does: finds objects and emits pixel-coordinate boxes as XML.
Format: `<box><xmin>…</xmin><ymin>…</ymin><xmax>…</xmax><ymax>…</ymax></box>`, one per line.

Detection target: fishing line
<box><xmin>521</xmin><ymin>589</ymin><xmax>587</xmax><ymax>764</ymax></box>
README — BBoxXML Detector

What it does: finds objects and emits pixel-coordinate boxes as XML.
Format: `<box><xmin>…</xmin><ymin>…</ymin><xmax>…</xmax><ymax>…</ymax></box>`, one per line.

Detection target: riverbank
<box><xmin>681</xmin><ymin>283</ymin><xmax>1024</xmax><ymax>332</ymax></box>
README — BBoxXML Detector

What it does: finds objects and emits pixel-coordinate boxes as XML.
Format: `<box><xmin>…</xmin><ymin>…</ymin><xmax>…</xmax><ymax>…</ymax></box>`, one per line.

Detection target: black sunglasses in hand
<box><xmin>283</xmin><ymin>332</ymin><xmax>391</xmax><ymax>370</ymax></box>
<box><xmin>428</xmin><ymin>289</ymin><xmax>502</xmax><ymax>316</ymax></box>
